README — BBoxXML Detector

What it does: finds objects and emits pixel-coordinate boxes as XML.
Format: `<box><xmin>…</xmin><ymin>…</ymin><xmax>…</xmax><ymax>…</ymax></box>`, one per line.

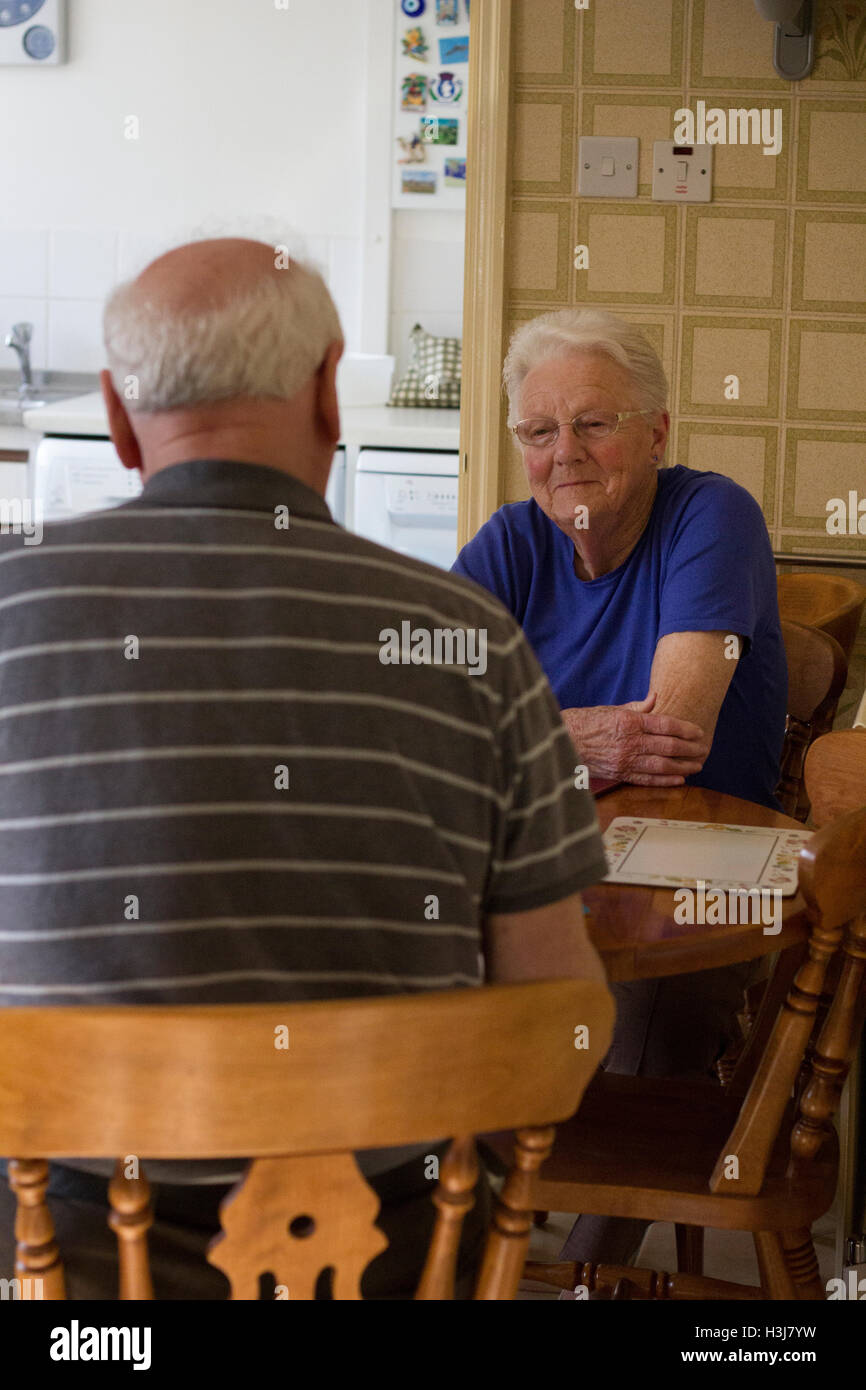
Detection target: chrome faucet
<box><xmin>4</xmin><ymin>322</ymin><xmax>34</xmax><ymax>395</ymax></box>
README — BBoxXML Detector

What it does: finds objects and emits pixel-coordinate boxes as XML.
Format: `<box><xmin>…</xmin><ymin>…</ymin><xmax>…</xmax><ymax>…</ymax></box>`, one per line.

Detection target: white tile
<box><xmin>299</xmin><ymin>236</ymin><xmax>329</xmax><ymax>279</ymax></box>
<box><xmin>391</xmin><ymin>237</ymin><xmax>465</xmax><ymax>316</ymax></box>
<box><xmin>47</xmin><ymin>300</ymin><xmax>106</xmax><ymax>373</ymax></box>
<box><xmin>0</xmin><ymin>299</ymin><xmax>49</xmax><ymax>371</ymax></box>
<box><xmin>328</xmin><ymin>238</ymin><xmax>363</xmax><ymax>352</ymax></box>
<box><xmin>0</xmin><ymin>229</ymin><xmax>49</xmax><ymax>297</ymax></box>
<box><xmin>116</xmin><ymin>231</ymin><xmax>174</xmax><ymax>281</ymax></box>
<box><xmin>49</xmin><ymin>229</ymin><xmax>118</xmax><ymax>300</ymax></box>
<box><xmin>393</xmin><ymin>209</ymin><xmax>467</xmax><ymax>243</ymax></box>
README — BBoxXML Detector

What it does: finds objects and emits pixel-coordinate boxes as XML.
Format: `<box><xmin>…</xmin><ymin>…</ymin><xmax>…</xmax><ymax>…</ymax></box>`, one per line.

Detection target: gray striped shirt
<box><xmin>0</xmin><ymin>458</ymin><xmax>606</xmax><ymax>1008</ymax></box>
<box><xmin>0</xmin><ymin>459</ymin><xmax>606</xmax><ymax>1183</ymax></box>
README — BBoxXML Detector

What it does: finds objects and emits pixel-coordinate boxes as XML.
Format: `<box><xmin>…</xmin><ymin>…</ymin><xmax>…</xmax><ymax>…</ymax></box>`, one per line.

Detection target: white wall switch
<box><xmin>652</xmin><ymin>142</ymin><xmax>712</xmax><ymax>202</ymax></box>
<box><xmin>577</xmin><ymin>137</ymin><xmax>639</xmax><ymax>198</ymax></box>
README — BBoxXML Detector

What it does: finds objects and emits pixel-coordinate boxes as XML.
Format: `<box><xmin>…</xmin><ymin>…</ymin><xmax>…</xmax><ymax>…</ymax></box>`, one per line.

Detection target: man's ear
<box><xmin>315</xmin><ymin>340</ymin><xmax>343</xmax><ymax>449</ymax></box>
<box><xmin>100</xmin><ymin>369</ymin><xmax>143</xmax><ymax>473</ymax></box>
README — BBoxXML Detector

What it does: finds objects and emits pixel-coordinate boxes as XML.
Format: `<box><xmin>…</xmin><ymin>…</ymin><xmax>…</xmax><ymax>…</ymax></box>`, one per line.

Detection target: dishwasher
<box><xmin>351</xmin><ymin>448</ymin><xmax>460</xmax><ymax>570</ymax></box>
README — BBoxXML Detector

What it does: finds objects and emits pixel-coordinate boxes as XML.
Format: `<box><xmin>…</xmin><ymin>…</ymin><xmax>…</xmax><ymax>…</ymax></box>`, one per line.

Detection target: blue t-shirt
<box><xmin>453</xmin><ymin>465</ymin><xmax>787</xmax><ymax>810</ymax></box>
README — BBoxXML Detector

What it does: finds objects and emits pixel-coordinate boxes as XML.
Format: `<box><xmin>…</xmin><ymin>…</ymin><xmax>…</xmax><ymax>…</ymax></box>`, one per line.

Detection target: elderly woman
<box><xmin>454</xmin><ymin>308</ymin><xmax>786</xmax><ymax>805</ymax></box>
<box><xmin>453</xmin><ymin>308</ymin><xmax>787</xmax><ymax>1276</ymax></box>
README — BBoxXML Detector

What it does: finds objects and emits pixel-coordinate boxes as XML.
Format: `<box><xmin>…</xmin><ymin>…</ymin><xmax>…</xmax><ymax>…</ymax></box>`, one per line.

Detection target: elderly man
<box><xmin>0</xmin><ymin>240</ymin><xmax>609</xmax><ymax>1299</ymax></box>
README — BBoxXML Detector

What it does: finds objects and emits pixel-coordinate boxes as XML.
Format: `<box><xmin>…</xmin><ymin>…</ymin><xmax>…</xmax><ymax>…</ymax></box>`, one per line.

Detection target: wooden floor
<box><xmin>517</xmin><ymin>1203</ymin><xmax>839</xmax><ymax>1300</ymax></box>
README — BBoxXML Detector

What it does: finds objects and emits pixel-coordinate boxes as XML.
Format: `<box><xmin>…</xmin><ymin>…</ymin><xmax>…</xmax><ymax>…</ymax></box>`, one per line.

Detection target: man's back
<box><xmin>0</xmin><ymin>458</ymin><xmax>605</xmax><ymax>1008</ymax></box>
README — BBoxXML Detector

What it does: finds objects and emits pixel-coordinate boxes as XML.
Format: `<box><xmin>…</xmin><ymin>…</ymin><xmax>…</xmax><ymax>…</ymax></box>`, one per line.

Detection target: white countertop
<box><xmin>23</xmin><ymin>394</ymin><xmax>461</xmax><ymax>452</ymax></box>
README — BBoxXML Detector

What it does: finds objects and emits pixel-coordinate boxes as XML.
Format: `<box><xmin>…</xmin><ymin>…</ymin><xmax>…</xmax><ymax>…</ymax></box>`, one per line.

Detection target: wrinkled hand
<box><xmin>562</xmin><ymin>692</ymin><xmax>710</xmax><ymax>787</ymax></box>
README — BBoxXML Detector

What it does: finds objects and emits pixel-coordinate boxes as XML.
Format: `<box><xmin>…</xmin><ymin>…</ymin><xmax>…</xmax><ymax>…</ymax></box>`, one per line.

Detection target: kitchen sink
<box><xmin>0</xmin><ymin>387</ymin><xmax>85</xmax><ymax>408</ymax></box>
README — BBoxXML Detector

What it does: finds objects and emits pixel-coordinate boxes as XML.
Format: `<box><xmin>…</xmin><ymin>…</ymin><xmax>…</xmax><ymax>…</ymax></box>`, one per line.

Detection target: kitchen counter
<box><xmin>23</xmin><ymin>393</ymin><xmax>461</xmax><ymax>451</ymax></box>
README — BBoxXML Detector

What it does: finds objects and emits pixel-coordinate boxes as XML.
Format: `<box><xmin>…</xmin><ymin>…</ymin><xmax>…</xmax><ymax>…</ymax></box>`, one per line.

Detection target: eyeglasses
<box><xmin>511</xmin><ymin>409</ymin><xmax>655</xmax><ymax>448</ymax></box>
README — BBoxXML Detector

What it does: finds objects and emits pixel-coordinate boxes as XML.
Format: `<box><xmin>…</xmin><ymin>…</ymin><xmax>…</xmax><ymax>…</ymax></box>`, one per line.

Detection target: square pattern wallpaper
<box><xmin>503</xmin><ymin>0</ymin><xmax>866</xmax><ymax>719</ymax></box>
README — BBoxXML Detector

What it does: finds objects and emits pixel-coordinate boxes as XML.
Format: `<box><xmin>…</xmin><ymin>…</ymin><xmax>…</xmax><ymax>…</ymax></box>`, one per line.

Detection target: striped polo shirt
<box><xmin>0</xmin><ymin>458</ymin><xmax>606</xmax><ymax>1004</ymax></box>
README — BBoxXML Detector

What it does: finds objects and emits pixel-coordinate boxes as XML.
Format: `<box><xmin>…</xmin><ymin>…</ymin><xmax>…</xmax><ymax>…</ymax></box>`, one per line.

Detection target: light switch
<box><xmin>578</xmin><ymin>136</ymin><xmax>638</xmax><ymax>198</ymax></box>
<box><xmin>652</xmin><ymin>142</ymin><xmax>712</xmax><ymax>202</ymax></box>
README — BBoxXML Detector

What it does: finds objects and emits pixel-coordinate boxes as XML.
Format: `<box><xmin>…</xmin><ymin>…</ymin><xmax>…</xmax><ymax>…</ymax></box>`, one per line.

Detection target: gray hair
<box><xmin>503</xmin><ymin>308</ymin><xmax>668</xmax><ymax>427</ymax></box>
<box><xmin>103</xmin><ymin>257</ymin><xmax>343</xmax><ymax>412</ymax></box>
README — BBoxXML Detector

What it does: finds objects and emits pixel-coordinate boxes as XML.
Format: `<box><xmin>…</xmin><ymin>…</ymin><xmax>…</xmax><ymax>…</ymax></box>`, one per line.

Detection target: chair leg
<box><xmin>754</xmin><ymin>1231</ymin><xmax>798</xmax><ymax>1299</ymax></box>
<box><xmin>779</xmin><ymin>1228</ymin><xmax>825</xmax><ymax>1300</ymax></box>
<box><xmin>675</xmin><ymin>1223</ymin><xmax>704</xmax><ymax>1275</ymax></box>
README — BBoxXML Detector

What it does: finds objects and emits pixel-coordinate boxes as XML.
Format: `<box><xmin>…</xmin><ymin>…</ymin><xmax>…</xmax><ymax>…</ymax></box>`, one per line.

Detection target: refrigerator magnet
<box><xmin>401</xmin><ymin>168</ymin><xmax>437</xmax><ymax>195</ymax></box>
<box><xmin>401</xmin><ymin>0</ymin><xmax>426</xmax><ymax>16</ymax></box>
<box><xmin>401</xmin><ymin>72</ymin><xmax>428</xmax><ymax>110</ymax></box>
<box><xmin>396</xmin><ymin>131</ymin><xmax>427</xmax><ymax>164</ymax></box>
<box><xmin>438</xmin><ymin>35</ymin><xmax>469</xmax><ymax>63</ymax></box>
<box><xmin>402</xmin><ymin>26</ymin><xmax>429</xmax><ymax>61</ymax></box>
<box><xmin>429</xmin><ymin>70</ymin><xmax>462</xmax><ymax>103</ymax></box>
<box><xmin>435</xmin><ymin>0</ymin><xmax>459</xmax><ymax>23</ymax></box>
<box><xmin>444</xmin><ymin>157</ymin><xmax>466</xmax><ymax>187</ymax></box>
<box><xmin>420</xmin><ymin>115</ymin><xmax>458</xmax><ymax>145</ymax></box>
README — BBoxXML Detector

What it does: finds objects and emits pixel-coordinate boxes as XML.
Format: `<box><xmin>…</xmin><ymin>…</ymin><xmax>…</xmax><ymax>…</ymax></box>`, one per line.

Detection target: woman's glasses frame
<box><xmin>511</xmin><ymin>408</ymin><xmax>656</xmax><ymax>448</ymax></box>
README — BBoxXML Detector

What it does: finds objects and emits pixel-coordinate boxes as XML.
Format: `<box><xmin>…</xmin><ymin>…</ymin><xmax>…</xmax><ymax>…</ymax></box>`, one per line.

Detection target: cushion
<box><xmin>387</xmin><ymin>323</ymin><xmax>462</xmax><ymax>409</ymax></box>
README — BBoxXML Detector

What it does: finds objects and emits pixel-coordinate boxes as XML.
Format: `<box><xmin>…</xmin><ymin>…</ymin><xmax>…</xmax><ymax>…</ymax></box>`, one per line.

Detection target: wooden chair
<box><xmin>487</xmin><ymin>807</ymin><xmax>866</xmax><ymax>1300</ymax></box>
<box><xmin>777</xmin><ymin>572</ymin><xmax>866</xmax><ymax>668</ymax></box>
<box><xmin>0</xmin><ymin>979</ymin><xmax>613</xmax><ymax>1301</ymax></box>
<box><xmin>776</xmin><ymin>620</ymin><xmax>847</xmax><ymax>821</ymax></box>
<box><xmin>805</xmin><ymin>728</ymin><xmax>866</xmax><ymax>828</ymax></box>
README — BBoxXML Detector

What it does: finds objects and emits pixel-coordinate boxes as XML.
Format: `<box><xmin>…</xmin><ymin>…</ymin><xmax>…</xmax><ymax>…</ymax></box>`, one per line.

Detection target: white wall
<box><xmin>0</xmin><ymin>0</ymin><xmax>466</xmax><ymax>387</ymax></box>
<box><xmin>0</xmin><ymin>0</ymin><xmax>370</xmax><ymax>370</ymax></box>
<box><xmin>389</xmin><ymin>210</ymin><xmax>465</xmax><ymax>381</ymax></box>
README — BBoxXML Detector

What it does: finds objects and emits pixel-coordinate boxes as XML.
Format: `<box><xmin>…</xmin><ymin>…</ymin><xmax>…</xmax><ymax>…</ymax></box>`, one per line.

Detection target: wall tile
<box><xmin>690</xmin><ymin>0</ymin><xmax>790</xmax><ymax>90</ymax></box>
<box><xmin>787</xmin><ymin>320</ymin><xmax>866</xmax><ymax>421</ymax></box>
<box><xmin>513</xmin><ymin>93</ymin><xmax>575</xmax><ymax>196</ymax></box>
<box><xmin>391</xmin><ymin>237</ymin><xmax>465</xmax><ymax>316</ymax></box>
<box><xmin>49</xmin><ymin>228</ymin><xmax>118</xmax><ymax>300</ymax></box>
<box><xmin>684</xmin><ymin>207</ymin><xmax>787</xmax><ymax>308</ymax></box>
<box><xmin>676</xmin><ymin>422</ymin><xmax>778</xmax><ymax>516</ymax></box>
<box><xmin>782</xmin><ymin>427</ymin><xmax>866</xmax><ymax>553</ymax></box>
<box><xmin>575</xmin><ymin>204</ymin><xmax>678</xmax><ymax>304</ymax></box>
<box><xmin>580</xmin><ymin>95</ymin><xmax>685</xmax><ymax>196</ymax></box>
<box><xmin>0</xmin><ymin>229</ymin><xmax>49</xmax><ymax>298</ymax></box>
<box><xmin>791</xmin><ymin>209</ymin><xmax>866</xmax><ymax>312</ymax></box>
<box><xmin>47</xmin><ymin>299</ymin><xmax>105</xmax><ymax>373</ymax></box>
<box><xmin>512</xmin><ymin>0</ymin><xmax>575</xmax><ymax>86</ymax></box>
<box><xmin>328</xmin><ymin>238</ymin><xmax>363</xmax><ymax>352</ymax></box>
<box><xmin>582</xmin><ymin>0</ymin><xmax>685</xmax><ymax>88</ymax></box>
<box><xmin>683</xmin><ymin>97</ymin><xmax>791</xmax><ymax>201</ymax></box>
<box><xmin>797</xmin><ymin>100</ymin><xmax>866</xmax><ymax>204</ymax></box>
<box><xmin>680</xmin><ymin>316</ymin><xmax>781</xmax><ymax>418</ymax></box>
<box><xmin>509</xmin><ymin>200</ymin><xmax>571</xmax><ymax>303</ymax></box>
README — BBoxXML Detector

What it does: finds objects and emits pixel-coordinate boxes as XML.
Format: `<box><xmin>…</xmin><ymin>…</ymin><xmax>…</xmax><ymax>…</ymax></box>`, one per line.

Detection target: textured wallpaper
<box><xmin>502</xmin><ymin>0</ymin><xmax>866</xmax><ymax>720</ymax></box>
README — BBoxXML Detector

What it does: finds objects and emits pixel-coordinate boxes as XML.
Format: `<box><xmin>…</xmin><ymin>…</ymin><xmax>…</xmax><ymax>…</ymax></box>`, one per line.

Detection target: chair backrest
<box><xmin>804</xmin><ymin>728</ymin><xmax>866</xmax><ymax>828</ymax></box>
<box><xmin>777</xmin><ymin>620</ymin><xmax>848</xmax><ymax>819</ymax></box>
<box><xmin>777</xmin><ymin>572</ymin><xmax>866</xmax><ymax>666</ymax></box>
<box><xmin>709</xmin><ymin>805</ymin><xmax>866</xmax><ymax>1196</ymax></box>
<box><xmin>0</xmin><ymin>978</ymin><xmax>614</xmax><ymax>1301</ymax></box>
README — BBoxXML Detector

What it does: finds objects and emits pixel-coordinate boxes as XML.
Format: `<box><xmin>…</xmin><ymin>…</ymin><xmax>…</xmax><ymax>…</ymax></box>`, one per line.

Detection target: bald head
<box><xmin>100</xmin><ymin>237</ymin><xmax>344</xmax><ymax>489</ymax></box>
<box><xmin>133</xmin><ymin>238</ymin><xmax>287</xmax><ymax>319</ymax></box>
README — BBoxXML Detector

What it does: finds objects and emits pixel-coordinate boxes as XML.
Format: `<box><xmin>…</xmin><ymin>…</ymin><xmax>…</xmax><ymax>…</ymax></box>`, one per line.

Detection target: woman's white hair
<box><xmin>103</xmin><ymin>256</ymin><xmax>343</xmax><ymax>412</ymax></box>
<box><xmin>503</xmin><ymin>308</ymin><xmax>668</xmax><ymax>427</ymax></box>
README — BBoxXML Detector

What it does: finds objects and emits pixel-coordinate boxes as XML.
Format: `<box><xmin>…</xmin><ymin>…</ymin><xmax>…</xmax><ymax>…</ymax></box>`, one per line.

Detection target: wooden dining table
<box><xmin>585</xmin><ymin>784</ymin><xmax>813</xmax><ymax>983</ymax></box>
